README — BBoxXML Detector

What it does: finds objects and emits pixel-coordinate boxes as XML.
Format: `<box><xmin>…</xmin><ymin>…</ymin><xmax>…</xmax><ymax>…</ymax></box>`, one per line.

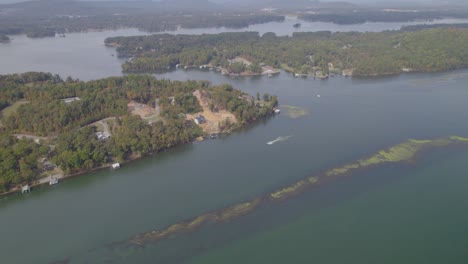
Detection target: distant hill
<box><xmin>0</xmin><ymin>0</ymin><xmax>222</xmax><ymax>15</ymax></box>
<box><xmin>220</xmin><ymin>0</ymin><xmax>355</xmax><ymax>10</ymax></box>
<box><xmin>157</xmin><ymin>0</ymin><xmax>220</xmax><ymax>11</ymax></box>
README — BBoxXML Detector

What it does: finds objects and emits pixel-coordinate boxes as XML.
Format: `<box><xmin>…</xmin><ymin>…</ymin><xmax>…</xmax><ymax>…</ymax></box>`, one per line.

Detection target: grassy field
<box><xmin>91</xmin><ymin>121</ymin><xmax>105</xmax><ymax>132</ymax></box>
<box><xmin>0</xmin><ymin>100</ymin><xmax>29</xmax><ymax>127</ymax></box>
<box><xmin>1</xmin><ymin>100</ymin><xmax>29</xmax><ymax>117</ymax></box>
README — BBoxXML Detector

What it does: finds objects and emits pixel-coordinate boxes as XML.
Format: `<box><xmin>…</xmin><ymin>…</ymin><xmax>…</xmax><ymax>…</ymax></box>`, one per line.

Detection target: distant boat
<box><xmin>49</xmin><ymin>177</ymin><xmax>59</xmax><ymax>186</ymax></box>
<box><xmin>317</xmin><ymin>95</ymin><xmax>321</xmax><ymax>98</ymax></box>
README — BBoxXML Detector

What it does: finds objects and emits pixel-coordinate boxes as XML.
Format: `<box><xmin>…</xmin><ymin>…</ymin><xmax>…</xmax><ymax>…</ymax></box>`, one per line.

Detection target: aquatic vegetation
<box><xmin>127</xmin><ymin>135</ymin><xmax>468</xmax><ymax>246</ymax></box>
<box><xmin>270</xmin><ymin>180</ymin><xmax>310</xmax><ymax>200</ymax></box>
<box><xmin>130</xmin><ymin>199</ymin><xmax>262</xmax><ymax>245</ymax></box>
<box><xmin>325</xmin><ymin>163</ymin><xmax>360</xmax><ymax>177</ymax></box>
<box><xmin>217</xmin><ymin>200</ymin><xmax>261</xmax><ymax>221</ymax></box>
<box><xmin>450</xmin><ymin>136</ymin><xmax>468</xmax><ymax>142</ymax></box>
<box><xmin>281</xmin><ymin>105</ymin><xmax>308</xmax><ymax>119</ymax></box>
<box><xmin>359</xmin><ymin>139</ymin><xmax>442</xmax><ymax>167</ymax></box>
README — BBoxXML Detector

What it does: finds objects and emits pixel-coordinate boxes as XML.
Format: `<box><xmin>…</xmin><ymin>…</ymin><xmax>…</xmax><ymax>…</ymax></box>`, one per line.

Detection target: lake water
<box><xmin>162</xmin><ymin>17</ymin><xmax>468</xmax><ymax>36</ymax></box>
<box><xmin>1</xmin><ymin>23</ymin><xmax>468</xmax><ymax>264</ymax></box>
<box><xmin>2</xmin><ymin>17</ymin><xmax>468</xmax><ymax>80</ymax></box>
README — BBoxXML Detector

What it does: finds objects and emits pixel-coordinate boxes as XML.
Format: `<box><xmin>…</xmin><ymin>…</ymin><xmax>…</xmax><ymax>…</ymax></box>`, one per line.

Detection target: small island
<box><xmin>106</xmin><ymin>28</ymin><xmax>468</xmax><ymax>78</ymax></box>
<box><xmin>0</xmin><ymin>72</ymin><xmax>278</xmax><ymax>195</ymax></box>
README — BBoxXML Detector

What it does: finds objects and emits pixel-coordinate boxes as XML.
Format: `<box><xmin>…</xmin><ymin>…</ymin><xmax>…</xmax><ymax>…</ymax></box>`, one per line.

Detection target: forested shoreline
<box><xmin>107</xmin><ymin>28</ymin><xmax>468</xmax><ymax>77</ymax></box>
<box><xmin>2</xmin><ymin>0</ymin><xmax>468</xmax><ymax>39</ymax></box>
<box><xmin>298</xmin><ymin>10</ymin><xmax>468</xmax><ymax>25</ymax></box>
<box><xmin>0</xmin><ymin>73</ymin><xmax>277</xmax><ymax>193</ymax></box>
<box><xmin>401</xmin><ymin>23</ymin><xmax>468</xmax><ymax>31</ymax></box>
<box><xmin>0</xmin><ymin>0</ymin><xmax>285</xmax><ymax>39</ymax></box>
<box><xmin>0</xmin><ymin>13</ymin><xmax>284</xmax><ymax>38</ymax></box>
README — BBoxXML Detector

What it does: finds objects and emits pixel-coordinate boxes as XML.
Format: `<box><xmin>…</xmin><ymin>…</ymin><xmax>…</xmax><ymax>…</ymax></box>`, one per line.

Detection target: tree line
<box><xmin>108</xmin><ymin>28</ymin><xmax>468</xmax><ymax>77</ymax></box>
<box><xmin>0</xmin><ymin>3</ymin><xmax>284</xmax><ymax>38</ymax></box>
<box><xmin>298</xmin><ymin>10</ymin><xmax>468</xmax><ymax>25</ymax></box>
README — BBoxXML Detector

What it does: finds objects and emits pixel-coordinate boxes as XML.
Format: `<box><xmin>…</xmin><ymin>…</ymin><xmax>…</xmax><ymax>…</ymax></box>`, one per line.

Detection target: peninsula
<box><xmin>0</xmin><ymin>72</ymin><xmax>278</xmax><ymax>194</ymax></box>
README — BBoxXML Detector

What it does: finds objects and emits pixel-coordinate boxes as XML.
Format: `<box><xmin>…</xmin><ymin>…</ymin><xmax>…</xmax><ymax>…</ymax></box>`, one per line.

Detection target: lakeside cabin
<box><xmin>112</xmin><ymin>163</ymin><xmax>121</xmax><ymax>169</ymax></box>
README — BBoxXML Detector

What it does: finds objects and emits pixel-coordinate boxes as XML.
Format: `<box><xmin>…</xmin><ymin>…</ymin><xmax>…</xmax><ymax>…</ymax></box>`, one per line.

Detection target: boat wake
<box><xmin>267</xmin><ymin>135</ymin><xmax>293</xmax><ymax>145</ymax></box>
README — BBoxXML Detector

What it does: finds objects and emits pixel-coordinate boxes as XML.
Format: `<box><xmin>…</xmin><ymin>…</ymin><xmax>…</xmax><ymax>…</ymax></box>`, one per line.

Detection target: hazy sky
<box><xmin>0</xmin><ymin>0</ymin><xmax>461</xmax><ymax>5</ymax></box>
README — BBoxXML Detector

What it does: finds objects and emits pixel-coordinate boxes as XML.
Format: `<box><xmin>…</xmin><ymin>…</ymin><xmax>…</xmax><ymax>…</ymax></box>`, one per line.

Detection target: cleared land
<box><xmin>186</xmin><ymin>90</ymin><xmax>237</xmax><ymax>134</ymax></box>
<box><xmin>0</xmin><ymin>100</ymin><xmax>29</xmax><ymax>127</ymax></box>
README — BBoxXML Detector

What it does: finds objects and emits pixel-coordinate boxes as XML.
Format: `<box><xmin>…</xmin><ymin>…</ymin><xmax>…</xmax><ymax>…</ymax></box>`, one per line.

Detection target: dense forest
<box><xmin>0</xmin><ymin>73</ymin><xmax>277</xmax><ymax>192</ymax></box>
<box><xmin>0</xmin><ymin>13</ymin><xmax>284</xmax><ymax>38</ymax></box>
<box><xmin>401</xmin><ymin>23</ymin><xmax>468</xmax><ymax>31</ymax></box>
<box><xmin>0</xmin><ymin>0</ymin><xmax>284</xmax><ymax>38</ymax></box>
<box><xmin>298</xmin><ymin>10</ymin><xmax>468</xmax><ymax>25</ymax></box>
<box><xmin>3</xmin><ymin>0</ymin><xmax>468</xmax><ymax>39</ymax></box>
<box><xmin>107</xmin><ymin>28</ymin><xmax>468</xmax><ymax>77</ymax></box>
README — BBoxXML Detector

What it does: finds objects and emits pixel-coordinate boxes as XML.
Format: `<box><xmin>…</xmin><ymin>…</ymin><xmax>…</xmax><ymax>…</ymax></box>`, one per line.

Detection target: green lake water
<box><xmin>187</xmin><ymin>147</ymin><xmax>468</xmax><ymax>264</ymax></box>
<box><xmin>1</xmin><ymin>28</ymin><xmax>468</xmax><ymax>264</ymax></box>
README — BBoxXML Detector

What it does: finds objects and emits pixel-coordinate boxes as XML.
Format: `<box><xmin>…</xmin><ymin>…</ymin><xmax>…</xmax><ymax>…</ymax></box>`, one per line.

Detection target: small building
<box><xmin>112</xmin><ymin>163</ymin><xmax>120</xmax><ymax>169</ymax></box>
<box><xmin>194</xmin><ymin>115</ymin><xmax>206</xmax><ymax>125</ymax></box>
<box><xmin>43</xmin><ymin>161</ymin><xmax>57</xmax><ymax>171</ymax></box>
<box><xmin>274</xmin><ymin>108</ymin><xmax>281</xmax><ymax>114</ymax></box>
<box><xmin>49</xmin><ymin>177</ymin><xmax>59</xmax><ymax>186</ymax></box>
<box><xmin>62</xmin><ymin>97</ymin><xmax>81</xmax><ymax>105</ymax></box>
<box><xmin>22</xmin><ymin>185</ymin><xmax>31</xmax><ymax>193</ymax></box>
<box><xmin>96</xmin><ymin>131</ymin><xmax>111</xmax><ymax>141</ymax></box>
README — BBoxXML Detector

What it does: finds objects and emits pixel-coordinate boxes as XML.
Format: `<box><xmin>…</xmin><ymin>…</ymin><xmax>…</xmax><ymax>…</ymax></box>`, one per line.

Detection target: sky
<box><xmin>0</xmin><ymin>0</ymin><xmax>463</xmax><ymax>6</ymax></box>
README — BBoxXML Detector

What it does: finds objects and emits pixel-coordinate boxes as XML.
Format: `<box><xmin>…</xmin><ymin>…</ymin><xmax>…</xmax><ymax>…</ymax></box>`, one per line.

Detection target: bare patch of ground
<box><xmin>127</xmin><ymin>101</ymin><xmax>162</xmax><ymax>124</ymax></box>
<box><xmin>89</xmin><ymin>117</ymin><xmax>116</xmax><ymax>135</ymax></box>
<box><xmin>187</xmin><ymin>90</ymin><xmax>237</xmax><ymax>134</ymax></box>
<box><xmin>128</xmin><ymin>101</ymin><xmax>158</xmax><ymax>118</ymax></box>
